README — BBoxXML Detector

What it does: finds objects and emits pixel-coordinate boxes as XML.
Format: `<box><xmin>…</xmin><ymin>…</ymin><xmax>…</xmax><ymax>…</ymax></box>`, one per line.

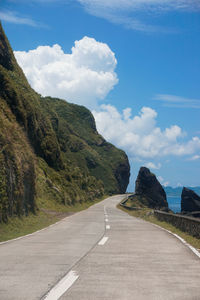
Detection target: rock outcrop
<box><xmin>0</xmin><ymin>23</ymin><xmax>130</xmax><ymax>222</ymax></box>
<box><xmin>135</xmin><ymin>167</ymin><xmax>168</xmax><ymax>210</ymax></box>
<box><xmin>181</xmin><ymin>187</ymin><xmax>200</xmax><ymax>213</ymax></box>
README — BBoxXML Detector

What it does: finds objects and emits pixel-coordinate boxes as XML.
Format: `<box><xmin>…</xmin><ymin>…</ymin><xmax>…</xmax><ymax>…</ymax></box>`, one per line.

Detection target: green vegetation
<box><xmin>125</xmin><ymin>195</ymin><xmax>147</xmax><ymax>208</ymax></box>
<box><xmin>0</xmin><ymin>97</ymin><xmax>36</xmax><ymax>222</ymax></box>
<box><xmin>40</xmin><ymin>96</ymin><xmax>130</xmax><ymax>194</ymax></box>
<box><xmin>0</xmin><ymin>194</ymin><xmax>108</xmax><ymax>242</ymax></box>
<box><xmin>0</xmin><ymin>197</ymin><xmax>107</xmax><ymax>243</ymax></box>
<box><xmin>0</xmin><ymin>211</ymin><xmax>58</xmax><ymax>242</ymax></box>
<box><xmin>118</xmin><ymin>204</ymin><xmax>200</xmax><ymax>250</ymax></box>
<box><xmin>0</xmin><ymin>23</ymin><xmax>130</xmax><ymax>229</ymax></box>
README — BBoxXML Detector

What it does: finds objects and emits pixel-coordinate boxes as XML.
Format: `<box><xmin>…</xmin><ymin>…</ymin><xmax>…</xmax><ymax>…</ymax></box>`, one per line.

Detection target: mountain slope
<box><xmin>0</xmin><ymin>23</ymin><xmax>130</xmax><ymax>222</ymax></box>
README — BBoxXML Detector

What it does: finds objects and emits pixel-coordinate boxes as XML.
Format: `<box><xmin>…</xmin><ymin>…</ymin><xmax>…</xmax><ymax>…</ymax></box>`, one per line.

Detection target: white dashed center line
<box><xmin>106</xmin><ymin>225</ymin><xmax>110</xmax><ymax>230</ymax></box>
<box><xmin>43</xmin><ymin>270</ymin><xmax>79</xmax><ymax>300</ymax></box>
<box><xmin>98</xmin><ymin>236</ymin><xmax>109</xmax><ymax>246</ymax></box>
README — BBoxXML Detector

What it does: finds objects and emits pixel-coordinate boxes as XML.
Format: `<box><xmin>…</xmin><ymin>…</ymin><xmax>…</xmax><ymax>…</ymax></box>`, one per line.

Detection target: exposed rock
<box><xmin>181</xmin><ymin>187</ymin><xmax>200</xmax><ymax>213</ymax></box>
<box><xmin>0</xmin><ymin>23</ymin><xmax>14</xmax><ymax>70</ymax></box>
<box><xmin>135</xmin><ymin>167</ymin><xmax>168</xmax><ymax>210</ymax></box>
<box><xmin>115</xmin><ymin>161</ymin><xmax>130</xmax><ymax>194</ymax></box>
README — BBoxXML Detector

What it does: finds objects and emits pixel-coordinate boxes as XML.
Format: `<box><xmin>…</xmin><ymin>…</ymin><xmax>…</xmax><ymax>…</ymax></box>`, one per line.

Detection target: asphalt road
<box><xmin>0</xmin><ymin>195</ymin><xmax>200</xmax><ymax>300</ymax></box>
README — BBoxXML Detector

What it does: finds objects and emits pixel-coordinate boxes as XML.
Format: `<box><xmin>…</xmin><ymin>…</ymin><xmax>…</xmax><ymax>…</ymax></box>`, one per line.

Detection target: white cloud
<box><xmin>9</xmin><ymin>0</ymin><xmax>200</xmax><ymax>10</ymax></box>
<box><xmin>14</xmin><ymin>37</ymin><xmax>118</xmax><ymax>108</ymax></box>
<box><xmin>145</xmin><ymin>162</ymin><xmax>161</xmax><ymax>170</ymax></box>
<box><xmin>158</xmin><ymin>176</ymin><xmax>164</xmax><ymax>182</ymax></box>
<box><xmin>79</xmin><ymin>6</ymin><xmax>163</xmax><ymax>33</ymax></box>
<box><xmin>154</xmin><ymin>94</ymin><xmax>200</xmax><ymax>109</ymax></box>
<box><xmin>7</xmin><ymin>0</ymin><xmax>60</xmax><ymax>2</ymax></box>
<box><xmin>11</xmin><ymin>0</ymin><xmax>200</xmax><ymax>8</ymax></box>
<box><xmin>92</xmin><ymin>104</ymin><xmax>200</xmax><ymax>160</ymax></box>
<box><xmin>0</xmin><ymin>10</ymin><xmax>38</xmax><ymax>26</ymax></box>
<box><xmin>5</xmin><ymin>0</ymin><xmax>199</xmax><ymax>32</ymax></box>
<box><xmin>78</xmin><ymin>0</ymin><xmax>200</xmax><ymax>11</ymax></box>
<box><xmin>158</xmin><ymin>176</ymin><xmax>169</xmax><ymax>187</ymax></box>
<box><xmin>188</xmin><ymin>155</ymin><xmax>200</xmax><ymax>161</ymax></box>
<box><xmin>77</xmin><ymin>0</ymin><xmax>200</xmax><ymax>32</ymax></box>
<box><xmin>123</xmin><ymin>108</ymin><xmax>132</xmax><ymax>120</ymax></box>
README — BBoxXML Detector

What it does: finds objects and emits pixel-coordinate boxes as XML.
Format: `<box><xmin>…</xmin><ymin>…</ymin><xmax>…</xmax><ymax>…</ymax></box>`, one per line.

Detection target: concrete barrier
<box><xmin>154</xmin><ymin>210</ymin><xmax>200</xmax><ymax>239</ymax></box>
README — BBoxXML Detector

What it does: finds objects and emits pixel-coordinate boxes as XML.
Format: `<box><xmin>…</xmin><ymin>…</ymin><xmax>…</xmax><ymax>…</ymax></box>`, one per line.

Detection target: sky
<box><xmin>0</xmin><ymin>0</ymin><xmax>200</xmax><ymax>191</ymax></box>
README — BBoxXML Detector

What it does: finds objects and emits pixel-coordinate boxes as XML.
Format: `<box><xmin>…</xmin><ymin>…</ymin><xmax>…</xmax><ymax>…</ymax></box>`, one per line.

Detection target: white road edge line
<box><xmin>43</xmin><ymin>270</ymin><xmax>79</xmax><ymax>300</ymax></box>
<box><xmin>106</xmin><ymin>225</ymin><xmax>110</xmax><ymax>230</ymax></box>
<box><xmin>173</xmin><ymin>234</ymin><xmax>200</xmax><ymax>258</ymax></box>
<box><xmin>0</xmin><ymin>211</ymin><xmax>81</xmax><ymax>246</ymax></box>
<box><xmin>153</xmin><ymin>223</ymin><xmax>200</xmax><ymax>259</ymax></box>
<box><xmin>0</xmin><ymin>221</ymin><xmax>60</xmax><ymax>246</ymax></box>
<box><xmin>1</xmin><ymin>196</ymin><xmax>110</xmax><ymax>246</ymax></box>
<box><xmin>121</xmin><ymin>203</ymin><xmax>200</xmax><ymax>259</ymax></box>
<box><xmin>98</xmin><ymin>236</ymin><xmax>109</xmax><ymax>246</ymax></box>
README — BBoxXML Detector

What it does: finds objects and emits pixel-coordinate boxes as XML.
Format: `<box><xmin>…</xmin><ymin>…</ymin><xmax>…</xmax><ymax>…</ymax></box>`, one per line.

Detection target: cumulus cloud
<box><xmin>14</xmin><ymin>37</ymin><xmax>118</xmax><ymax>108</ymax></box>
<box><xmin>92</xmin><ymin>104</ymin><xmax>200</xmax><ymax>160</ymax></box>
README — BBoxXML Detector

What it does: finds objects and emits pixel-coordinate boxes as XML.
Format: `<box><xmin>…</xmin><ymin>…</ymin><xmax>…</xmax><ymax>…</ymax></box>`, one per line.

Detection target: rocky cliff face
<box><xmin>135</xmin><ymin>167</ymin><xmax>168</xmax><ymax>209</ymax></box>
<box><xmin>181</xmin><ymin>187</ymin><xmax>200</xmax><ymax>213</ymax></box>
<box><xmin>0</xmin><ymin>23</ymin><xmax>130</xmax><ymax>222</ymax></box>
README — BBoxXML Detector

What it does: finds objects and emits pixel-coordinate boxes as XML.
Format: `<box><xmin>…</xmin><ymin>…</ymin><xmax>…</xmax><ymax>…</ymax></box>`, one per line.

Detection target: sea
<box><xmin>167</xmin><ymin>196</ymin><xmax>181</xmax><ymax>213</ymax></box>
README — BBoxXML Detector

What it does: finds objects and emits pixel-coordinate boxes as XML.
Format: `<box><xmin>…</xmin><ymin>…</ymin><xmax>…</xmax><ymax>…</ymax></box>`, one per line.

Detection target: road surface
<box><xmin>0</xmin><ymin>195</ymin><xmax>200</xmax><ymax>300</ymax></box>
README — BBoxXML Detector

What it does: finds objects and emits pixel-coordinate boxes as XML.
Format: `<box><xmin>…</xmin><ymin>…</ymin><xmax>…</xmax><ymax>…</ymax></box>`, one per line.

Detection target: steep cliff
<box><xmin>135</xmin><ymin>167</ymin><xmax>168</xmax><ymax>210</ymax></box>
<box><xmin>181</xmin><ymin>187</ymin><xmax>200</xmax><ymax>213</ymax></box>
<box><xmin>0</xmin><ymin>23</ymin><xmax>130</xmax><ymax>222</ymax></box>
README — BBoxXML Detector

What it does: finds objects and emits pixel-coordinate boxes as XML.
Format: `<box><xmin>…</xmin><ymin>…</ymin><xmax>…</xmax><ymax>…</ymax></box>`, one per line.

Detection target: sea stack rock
<box><xmin>181</xmin><ymin>187</ymin><xmax>200</xmax><ymax>213</ymax></box>
<box><xmin>135</xmin><ymin>167</ymin><xmax>168</xmax><ymax>210</ymax></box>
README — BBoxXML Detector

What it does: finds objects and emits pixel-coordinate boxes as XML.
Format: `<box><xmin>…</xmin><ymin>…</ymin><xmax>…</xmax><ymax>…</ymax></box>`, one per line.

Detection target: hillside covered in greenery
<box><xmin>0</xmin><ymin>23</ymin><xmax>130</xmax><ymax>223</ymax></box>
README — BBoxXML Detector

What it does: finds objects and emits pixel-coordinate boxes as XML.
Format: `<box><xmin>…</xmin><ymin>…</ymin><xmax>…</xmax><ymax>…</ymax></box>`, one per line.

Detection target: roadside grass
<box><xmin>118</xmin><ymin>204</ymin><xmax>200</xmax><ymax>250</ymax></box>
<box><xmin>0</xmin><ymin>194</ymin><xmax>108</xmax><ymax>243</ymax></box>
<box><xmin>0</xmin><ymin>211</ymin><xmax>58</xmax><ymax>243</ymax></box>
<box><xmin>125</xmin><ymin>197</ymin><xmax>145</xmax><ymax>208</ymax></box>
<box><xmin>36</xmin><ymin>194</ymin><xmax>108</xmax><ymax>213</ymax></box>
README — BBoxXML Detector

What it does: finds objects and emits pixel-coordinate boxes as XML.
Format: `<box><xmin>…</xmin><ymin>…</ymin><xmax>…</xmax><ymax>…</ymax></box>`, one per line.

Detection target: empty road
<box><xmin>0</xmin><ymin>195</ymin><xmax>200</xmax><ymax>300</ymax></box>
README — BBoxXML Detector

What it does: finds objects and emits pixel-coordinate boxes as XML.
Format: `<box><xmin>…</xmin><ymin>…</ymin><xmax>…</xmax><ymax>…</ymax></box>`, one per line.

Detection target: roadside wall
<box><xmin>154</xmin><ymin>211</ymin><xmax>200</xmax><ymax>239</ymax></box>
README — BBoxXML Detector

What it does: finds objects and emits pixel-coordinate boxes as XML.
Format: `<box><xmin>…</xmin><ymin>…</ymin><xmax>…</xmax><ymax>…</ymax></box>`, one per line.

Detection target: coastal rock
<box><xmin>135</xmin><ymin>167</ymin><xmax>168</xmax><ymax>209</ymax></box>
<box><xmin>181</xmin><ymin>187</ymin><xmax>200</xmax><ymax>213</ymax></box>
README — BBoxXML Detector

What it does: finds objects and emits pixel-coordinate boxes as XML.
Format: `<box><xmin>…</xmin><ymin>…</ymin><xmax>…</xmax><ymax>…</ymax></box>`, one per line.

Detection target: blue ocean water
<box><xmin>167</xmin><ymin>196</ymin><xmax>181</xmax><ymax>213</ymax></box>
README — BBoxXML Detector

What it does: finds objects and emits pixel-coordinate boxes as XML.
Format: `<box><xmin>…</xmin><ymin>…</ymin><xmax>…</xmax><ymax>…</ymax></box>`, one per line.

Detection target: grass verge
<box><xmin>118</xmin><ymin>204</ymin><xmax>200</xmax><ymax>250</ymax></box>
<box><xmin>0</xmin><ymin>211</ymin><xmax>58</xmax><ymax>243</ymax></box>
<box><xmin>0</xmin><ymin>194</ymin><xmax>108</xmax><ymax>243</ymax></box>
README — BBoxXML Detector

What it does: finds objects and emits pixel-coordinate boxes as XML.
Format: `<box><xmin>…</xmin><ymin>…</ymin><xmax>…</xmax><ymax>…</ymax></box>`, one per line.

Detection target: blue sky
<box><xmin>1</xmin><ymin>0</ymin><xmax>200</xmax><ymax>190</ymax></box>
